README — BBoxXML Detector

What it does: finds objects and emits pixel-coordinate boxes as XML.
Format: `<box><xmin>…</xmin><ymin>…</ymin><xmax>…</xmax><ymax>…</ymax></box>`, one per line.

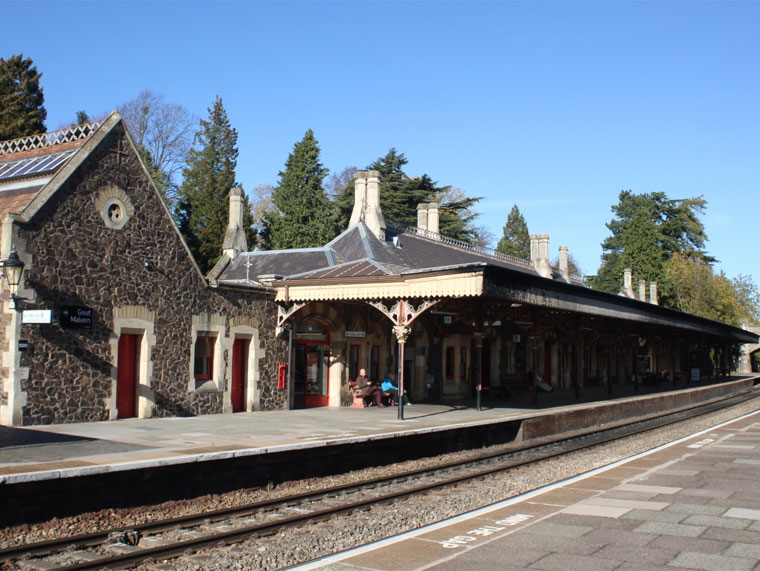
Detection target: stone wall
<box><xmin>15</xmin><ymin>125</ymin><xmax>288</xmax><ymax>425</ymax></box>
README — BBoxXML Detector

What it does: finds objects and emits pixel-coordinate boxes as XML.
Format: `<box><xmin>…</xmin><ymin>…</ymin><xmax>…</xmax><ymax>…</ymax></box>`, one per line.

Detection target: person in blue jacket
<box><xmin>381</xmin><ymin>373</ymin><xmax>410</xmax><ymax>406</ymax></box>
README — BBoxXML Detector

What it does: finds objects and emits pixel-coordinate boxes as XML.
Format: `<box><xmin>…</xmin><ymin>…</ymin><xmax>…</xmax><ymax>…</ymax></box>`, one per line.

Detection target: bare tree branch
<box><xmin>118</xmin><ymin>89</ymin><xmax>195</xmax><ymax>192</ymax></box>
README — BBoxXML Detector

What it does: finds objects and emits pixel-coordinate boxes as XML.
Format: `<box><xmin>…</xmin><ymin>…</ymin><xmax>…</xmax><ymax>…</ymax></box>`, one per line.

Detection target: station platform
<box><xmin>299</xmin><ymin>403</ymin><xmax>760</xmax><ymax>570</ymax></box>
<box><xmin>0</xmin><ymin>376</ymin><xmax>756</xmax><ymax>484</ymax></box>
<box><xmin>0</xmin><ymin>376</ymin><xmax>757</xmax><ymax>525</ymax></box>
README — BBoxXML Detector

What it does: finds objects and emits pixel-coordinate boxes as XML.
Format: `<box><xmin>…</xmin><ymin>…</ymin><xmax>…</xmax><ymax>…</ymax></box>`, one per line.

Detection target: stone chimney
<box><xmin>530</xmin><ymin>234</ymin><xmax>552</xmax><ymax>278</ymax></box>
<box><xmin>638</xmin><ymin>279</ymin><xmax>647</xmax><ymax>301</ymax></box>
<box><xmin>223</xmin><ymin>187</ymin><xmax>247</xmax><ymax>259</ymax></box>
<box><xmin>427</xmin><ymin>202</ymin><xmax>440</xmax><ymax>235</ymax></box>
<box><xmin>623</xmin><ymin>268</ymin><xmax>635</xmax><ymax>298</ymax></box>
<box><xmin>417</xmin><ymin>203</ymin><xmax>428</xmax><ymax>231</ymax></box>
<box><xmin>558</xmin><ymin>246</ymin><xmax>570</xmax><ymax>282</ymax></box>
<box><xmin>649</xmin><ymin>282</ymin><xmax>658</xmax><ymax>305</ymax></box>
<box><xmin>349</xmin><ymin>171</ymin><xmax>368</xmax><ymax>227</ymax></box>
<box><xmin>350</xmin><ymin>170</ymin><xmax>385</xmax><ymax>239</ymax></box>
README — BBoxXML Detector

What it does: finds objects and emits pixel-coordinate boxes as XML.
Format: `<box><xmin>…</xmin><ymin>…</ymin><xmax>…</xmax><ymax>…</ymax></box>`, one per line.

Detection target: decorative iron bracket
<box><xmin>277</xmin><ymin>301</ymin><xmax>306</xmax><ymax>328</ymax></box>
<box><xmin>368</xmin><ymin>299</ymin><xmax>441</xmax><ymax>328</ymax></box>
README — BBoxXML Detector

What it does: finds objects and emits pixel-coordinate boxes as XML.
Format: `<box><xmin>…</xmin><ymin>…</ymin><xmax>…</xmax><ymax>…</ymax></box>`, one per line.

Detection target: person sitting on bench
<box><xmin>355</xmin><ymin>368</ymin><xmax>384</xmax><ymax>408</ymax></box>
<box><xmin>381</xmin><ymin>373</ymin><xmax>410</xmax><ymax>406</ymax></box>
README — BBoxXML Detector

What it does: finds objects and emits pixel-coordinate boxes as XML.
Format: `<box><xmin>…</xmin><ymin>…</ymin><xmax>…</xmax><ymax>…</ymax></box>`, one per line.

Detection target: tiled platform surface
<box><xmin>0</xmin><ymin>403</ymin><xmax>528</xmax><ymax>481</ymax></box>
<box><xmin>0</xmin><ymin>376</ymin><xmax>754</xmax><ymax>486</ymax></box>
<box><xmin>300</xmin><ymin>407</ymin><xmax>760</xmax><ymax>570</ymax></box>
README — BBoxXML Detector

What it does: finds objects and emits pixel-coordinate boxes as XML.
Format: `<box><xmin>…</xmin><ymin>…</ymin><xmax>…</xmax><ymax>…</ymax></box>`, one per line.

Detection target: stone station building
<box><xmin>0</xmin><ymin>118</ymin><xmax>755</xmax><ymax>426</ymax></box>
<box><xmin>0</xmin><ymin>114</ymin><xmax>289</xmax><ymax>426</ymax></box>
<box><xmin>213</xmin><ymin>171</ymin><xmax>758</xmax><ymax>409</ymax></box>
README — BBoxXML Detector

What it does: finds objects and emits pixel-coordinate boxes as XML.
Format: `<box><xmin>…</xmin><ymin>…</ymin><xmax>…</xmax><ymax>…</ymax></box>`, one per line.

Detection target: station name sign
<box><xmin>61</xmin><ymin>306</ymin><xmax>93</xmax><ymax>328</ymax></box>
<box><xmin>344</xmin><ymin>331</ymin><xmax>366</xmax><ymax>338</ymax></box>
<box><xmin>22</xmin><ymin>309</ymin><xmax>52</xmax><ymax>324</ymax></box>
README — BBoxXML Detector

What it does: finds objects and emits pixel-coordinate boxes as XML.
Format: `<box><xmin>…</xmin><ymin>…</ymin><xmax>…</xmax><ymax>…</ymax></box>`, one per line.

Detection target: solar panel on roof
<box><xmin>0</xmin><ymin>149</ymin><xmax>77</xmax><ymax>181</ymax></box>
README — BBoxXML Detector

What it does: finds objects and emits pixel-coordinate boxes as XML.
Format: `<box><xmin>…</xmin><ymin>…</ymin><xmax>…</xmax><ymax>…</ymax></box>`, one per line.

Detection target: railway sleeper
<box><xmin>284</xmin><ymin>506</ymin><xmax>315</xmax><ymax>514</ymax></box>
<box><xmin>107</xmin><ymin>542</ymin><xmax>141</xmax><ymax>554</ymax></box>
<box><xmin>66</xmin><ymin>550</ymin><xmax>104</xmax><ymax>563</ymax></box>
<box><xmin>18</xmin><ymin>560</ymin><xmax>60</xmax><ymax>570</ymax></box>
<box><xmin>138</xmin><ymin>535</ymin><xmax>171</xmax><ymax>549</ymax></box>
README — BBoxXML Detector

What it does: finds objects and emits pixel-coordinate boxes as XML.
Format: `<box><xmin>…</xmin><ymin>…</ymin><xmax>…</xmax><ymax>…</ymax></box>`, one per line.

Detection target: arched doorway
<box><xmin>293</xmin><ymin>319</ymin><xmax>330</xmax><ymax>408</ymax></box>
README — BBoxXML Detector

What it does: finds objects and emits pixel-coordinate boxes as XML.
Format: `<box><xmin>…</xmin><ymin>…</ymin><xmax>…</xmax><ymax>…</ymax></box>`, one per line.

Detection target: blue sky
<box><xmin>4</xmin><ymin>1</ymin><xmax>758</xmax><ymax>287</ymax></box>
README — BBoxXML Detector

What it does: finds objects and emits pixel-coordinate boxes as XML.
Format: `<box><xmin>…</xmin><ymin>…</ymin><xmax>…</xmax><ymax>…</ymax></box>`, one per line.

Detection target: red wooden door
<box><xmin>231</xmin><ymin>339</ymin><xmax>247</xmax><ymax>412</ymax></box>
<box><xmin>293</xmin><ymin>342</ymin><xmax>330</xmax><ymax>408</ymax></box>
<box><xmin>117</xmin><ymin>334</ymin><xmax>138</xmax><ymax>419</ymax></box>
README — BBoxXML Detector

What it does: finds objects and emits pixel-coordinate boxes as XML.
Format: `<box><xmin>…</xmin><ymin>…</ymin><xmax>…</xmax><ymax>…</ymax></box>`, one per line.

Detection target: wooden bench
<box><xmin>499</xmin><ymin>373</ymin><xmax>529</xmax><ymax>399</ymax></box>
<box><xmin>348</xmin><ymin>379</ymin><xmax>368</xmax><ymax>408</ymax></box>
<box><xmin>348</xmin><ymin>379</ymin><xmax>394</xmax><ymax>407</ymax></box>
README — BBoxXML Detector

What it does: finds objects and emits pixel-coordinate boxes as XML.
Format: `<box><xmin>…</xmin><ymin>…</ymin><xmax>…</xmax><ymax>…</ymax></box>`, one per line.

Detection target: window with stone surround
<box><xmin>194</xmin><ymin>336</ymin><xmax>215</xmax><ymax>381</ymax></box>
<box><xmin>95</xmin><ymin>185</ymin><xmax>135</xmax><ymax>230</ymax></box>
<box><xmin>190</xmin><ymin>317</ymin><xmax>226</xmax><ymax>392</ymax></box>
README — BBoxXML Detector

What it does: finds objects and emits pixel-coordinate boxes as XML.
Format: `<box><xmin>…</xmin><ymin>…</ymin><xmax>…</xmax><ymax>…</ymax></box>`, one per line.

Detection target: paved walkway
<box><xmin>0</xmin><ymin>377</ymin><xmax>749</xmax><ymax>484</ymax></box>
<box><xmin>299</xmin><ymin>407</ymin><xmax>760</xmax><ymax>570</ymax></box>
<box><xmin>0</xmin><ymin>403</ymin><xmax>538</xmax><ymax>481</ymax></box>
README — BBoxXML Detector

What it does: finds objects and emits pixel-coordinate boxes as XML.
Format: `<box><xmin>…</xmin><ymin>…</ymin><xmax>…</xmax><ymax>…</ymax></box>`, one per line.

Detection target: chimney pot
<box><xmin>649</xmin><ymin>281</ymin><xmax>658</xmax><ymax>305</ymax></box>
<box><xmin>223</xmin><ymin>186</ymin><xmax>247</xmax><ymax>259</ymax></box>
<box><xmin>531</xmin><ymin>234</ymin><xmax>552</xmax><ymax>278</ymax></box>
<box><xmin>349</xmin><ymin>171</ymin><xmax>368</xmax><ymax>227</ymax></box>
<box><xmin>623</xmin><ymin>268</ymin><xmax>634</xmax><ymax>297</ymax></box>
<box><xmin>427</xmin><ymin>202</ymin><xmax>440</xmax><ymax>235</ymax></box>
<box><xmin>417</xmin><ymin>203</ymin><xmax>428</xmax><ymax>231</ymax></box>
<box><xmin>558</xmin><ymin>245</ymin><xmax>569</xmax><ymax>281</ymax></box>
<box><xmin>363</xmin><ymin>170</ymin><xmax>385</xmax><ymax>239</ymax></box>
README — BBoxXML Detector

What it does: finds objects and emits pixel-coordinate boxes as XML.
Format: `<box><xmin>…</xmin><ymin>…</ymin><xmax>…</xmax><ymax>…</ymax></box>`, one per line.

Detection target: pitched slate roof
<box><xmin>218</xmin><ymin>220</ymin><xmax>540</xmax><ymax>285</ymax></box>
<box><xmin>0</xmin><ymin>114</ymin><xmax>215</xmax><ymax>286</ymax></box>
<box><xmin>0</xmin><ymin>122</ymin><xmax>103</xmax><ymax>221</ymax></box>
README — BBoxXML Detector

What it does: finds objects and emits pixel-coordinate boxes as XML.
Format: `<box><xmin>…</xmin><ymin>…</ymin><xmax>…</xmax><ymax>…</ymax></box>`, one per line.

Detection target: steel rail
<box><xmin>5</xmin><ymin>389</ymin><xmax>758</xmax><ymax>570</ymax></box>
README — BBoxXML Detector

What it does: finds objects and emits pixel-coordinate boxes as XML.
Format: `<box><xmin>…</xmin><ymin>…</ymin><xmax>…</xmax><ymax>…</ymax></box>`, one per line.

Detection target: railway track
<box><xmin>4</xmin><ymin>389</ymin><xmax>759</xmax><ymax>570</ymax></box>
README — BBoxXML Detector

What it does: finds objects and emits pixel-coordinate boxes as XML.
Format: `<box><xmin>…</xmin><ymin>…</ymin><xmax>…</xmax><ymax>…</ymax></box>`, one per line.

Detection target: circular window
<box><xmin>108</xmin><ymin>202</ymin><xmax>122</xmax><ymax>224</ymax></box>
<box><xmin>95</xmin><ymin>186</ymin><xmax>135</xmax><ymax>230</ymax></box>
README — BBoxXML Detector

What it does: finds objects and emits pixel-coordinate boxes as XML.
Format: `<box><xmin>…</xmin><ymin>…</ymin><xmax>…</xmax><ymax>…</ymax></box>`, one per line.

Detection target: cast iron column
<box><xmin>394</xmin><ymin>325</ymin><xmax>410</xmax><ymax>420</ymax></box>
<box><xmin>474</xmin><ymin>332</ymin><xmax>486</xmax><ymax>411</ymax></box>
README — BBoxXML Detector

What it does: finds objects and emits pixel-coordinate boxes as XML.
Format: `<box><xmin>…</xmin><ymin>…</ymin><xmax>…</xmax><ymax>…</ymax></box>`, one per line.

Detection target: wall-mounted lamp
<box><xmin>1</xmin><ymin>250</ymin><xmax>25</xmax><ymax>311</ymax></box>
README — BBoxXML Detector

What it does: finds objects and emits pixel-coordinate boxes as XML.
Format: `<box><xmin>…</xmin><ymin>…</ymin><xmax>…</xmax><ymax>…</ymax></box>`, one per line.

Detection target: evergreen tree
<box><xmin>328</xmin><ymin>167</ymin><xmax>358</xmax><ymax>232</ymax></box>
<box><xmin>261</xmin><ymin>129</ymin><xmax>336</xmax><ymax>250</ymax></box>
<box><xmin>0</xmin><ymin>54</ymin><xmax>46</xmax><ymax>140</ymax></box>
<box><xmin>176</xmin><ymin>96</ymin><xmax>243</xmax><ymax>273</ymax></box>
<box><xmin>496</xmin><ymin>205</ymin><xmax>530</xmax><ymax>259</ymax></box>
<box><xmin>437</xmin><ymin>186</ymin><xmax>482</xmax><ymax>244</ymax></box>
<box><xmin>589</xmin><ymin>190</ymin><xmax>714</xmax><ymax>307</ymax></box>
<box><xmin>333</xmin><ymin>148</ymin><xmax>481</xmax><ymax>243</ymax></box>
<box><xmin>75</xmin><ymin>111</ymin><xmax>90</xmax><ymax>125</ymax></box>
<box><xmin>371</xmin><ymin>148</ymin><xmax>429</xmax><ymax>226</ymax></box>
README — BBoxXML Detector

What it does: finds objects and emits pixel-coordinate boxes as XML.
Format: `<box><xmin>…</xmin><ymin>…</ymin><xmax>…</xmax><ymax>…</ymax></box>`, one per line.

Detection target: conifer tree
<box><xmin>75</xmin><ymin>111</ymin><xmax>90</xmax><ymax>125</ymax></box>
<box><xmin>333</xmin><ymin>148</ymin><xmax>482</xmax><ymax>243</ymax></box>
<box><xmin>371</xmin><ymin>148</ymin><xmax>429</xmax><ymax>226</ymax></box>
<box><xmin>589</xmin><ymin>190</ymin><xmax>713</xmax><ymax>307</ymax></box>
<box><xmin>261</xmin><ymin>129</ymin><xmax>337</xmax><ymax>250</ymax></box>
<box><xmin>0</xmin><ymin>54</ymin><xmax>46</xmax><ymax>140</ymax></box>
<box><xmin>176</xmin><ymin>97</ymin><xmax>251</xmax><ymax>272</ymax></box>
<box><xmin>496</xmin><ymin>205</ymin><xmax>530</xmax><ymax>259</ymax></box>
